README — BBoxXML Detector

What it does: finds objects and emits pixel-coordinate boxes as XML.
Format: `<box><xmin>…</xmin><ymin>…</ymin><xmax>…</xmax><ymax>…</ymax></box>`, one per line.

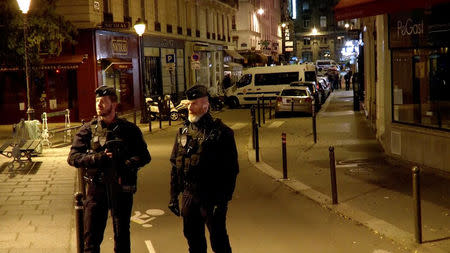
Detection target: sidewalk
<box><xmin>0</xmin><ymin>118</ymin><xmax>178</xmax><ymax>253</ymax></box>
<box><xmin>251</xmin><ymin>90</ymin><xmax>450</xmax><ymax>253</ymax></box>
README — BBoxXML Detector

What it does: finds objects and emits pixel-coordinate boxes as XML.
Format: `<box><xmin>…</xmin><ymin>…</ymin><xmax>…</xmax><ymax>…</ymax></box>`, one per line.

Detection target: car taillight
<box><xmin>305</xmin><ymin>97</ymin><xmax>312</xmax><ymax>103</ymax></box>
<box><xmin>277</xmin><ymin>97</ymin><xmax>282</xmax><ymax>102</ymax></box>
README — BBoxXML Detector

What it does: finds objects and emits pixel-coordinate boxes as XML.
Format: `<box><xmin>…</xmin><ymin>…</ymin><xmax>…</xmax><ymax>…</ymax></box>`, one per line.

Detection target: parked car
<box><xmin>275</xmin><ymin>86</ymin><xmax>314</xmax><ymax>117</ymax></box>
<box><xmin>290</xmin><ymin>81</ymin><xmax>322</xmax><ymax>110</ymax></box>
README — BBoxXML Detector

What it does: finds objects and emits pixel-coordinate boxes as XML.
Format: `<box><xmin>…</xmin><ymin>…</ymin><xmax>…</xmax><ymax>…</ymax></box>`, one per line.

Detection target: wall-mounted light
<box><xmin>257</xmin><ymin>8</ymin><xmax>264</xmax><ymax>15</ymax></box>
<box><xmin>344</xmin><ymin>23</ymin><xmax>350</xmax><ymax>29</ymax></box>
<box><xmin>311</xmin><ymin>27</ymin><xmax>318</xmax><ymax>36</ymax></box>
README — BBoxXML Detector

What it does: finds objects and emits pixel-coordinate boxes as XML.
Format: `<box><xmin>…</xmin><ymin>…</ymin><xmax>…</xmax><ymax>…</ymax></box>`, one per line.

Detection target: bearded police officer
<box><xmin>68</xmin><ymin>86</ymin><xmax>151</xmax><ymax>253</ymax></box>
<box><xmin>169</xmin><ymin>85</ymin><xmax>239</xmax><ymax>253</ymax></box>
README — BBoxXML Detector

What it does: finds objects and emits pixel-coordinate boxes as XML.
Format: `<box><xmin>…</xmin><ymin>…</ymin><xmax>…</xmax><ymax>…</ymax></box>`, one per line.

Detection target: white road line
<box><xmin>336</xmin><ymin>163</ymin><xmax>359</xmax><ymax>168</ymax></box>
<box><xmin>268</xmin><ymin>121</ymin><xmax>285</xmax><ymax>128</ymax></box>
<box><xmin>145</xmin><ymin>240</ymin><xmax>156</xmax><ymax>253</ymax></box>
<box><xmin>231</xmin><ymin>123</ymin><xmax>248</xmax><ymax>130</ymax></box>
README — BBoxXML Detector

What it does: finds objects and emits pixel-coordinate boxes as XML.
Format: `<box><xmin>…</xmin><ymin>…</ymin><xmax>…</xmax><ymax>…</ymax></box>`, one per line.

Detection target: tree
<box><xmin>0</xmin><ymin>0</ymin><xmax>77</xmax><ymax>69</ymax></box>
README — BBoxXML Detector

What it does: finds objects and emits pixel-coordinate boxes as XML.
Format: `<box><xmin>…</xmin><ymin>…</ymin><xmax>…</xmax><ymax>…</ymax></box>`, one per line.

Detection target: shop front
<box><xmin>0</xmin><ymin>55</ymin><xmax>85</xmax><ymax>124</ymax></box>
<box><xmin>142</xmin><ymin>36</ymin><xmax>185</xmax><ymax>100</ymax></box>
<box><xmin>388</xmin><ymin>3</ymin><xmax>450</xmax><ymax>171</ymax></box>
<box><xmin>186</xmin><ymin>42</ymin><xmax>225</xmax><ymax>95</ymax></box>
<box><xmin>94</xmin><ymin>30</ymin><xmax>140</xmax><ymax>114</ymax></box>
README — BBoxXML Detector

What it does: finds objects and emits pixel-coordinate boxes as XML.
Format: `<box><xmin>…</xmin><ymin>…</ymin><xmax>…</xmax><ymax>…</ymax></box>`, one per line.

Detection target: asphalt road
<box><xmin>98</xmin><ymin>109</ymin><xmax>409</xmax><ymax>253</ymax></box>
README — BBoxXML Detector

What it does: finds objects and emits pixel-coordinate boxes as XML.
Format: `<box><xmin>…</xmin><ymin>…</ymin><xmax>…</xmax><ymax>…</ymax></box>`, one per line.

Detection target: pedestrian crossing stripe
<box><xmin>230</xmin><ymin>123</ymin><xmax>248</xmax><ymax>130</ymax></box>
<box><xmin>268</xmin><ymin>121</ymin><xmax>285</xmax><ymax>128</ymax></box>
<box><xmin>145</xmin><ymin>240</ymin><xmax>156</xmax><ymax>253</ymax></box>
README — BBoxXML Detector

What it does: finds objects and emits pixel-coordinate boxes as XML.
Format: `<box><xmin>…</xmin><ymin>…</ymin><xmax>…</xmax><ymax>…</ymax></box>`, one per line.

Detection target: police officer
<box><xmin>168</xmin><ymin>85</ymin><xmax>239</xmax><ymax>253</ymax></box>
<box><xmin>68</xmin><ymin>86</ymin><xmax>151</xmax><ymax>253</ymax></box>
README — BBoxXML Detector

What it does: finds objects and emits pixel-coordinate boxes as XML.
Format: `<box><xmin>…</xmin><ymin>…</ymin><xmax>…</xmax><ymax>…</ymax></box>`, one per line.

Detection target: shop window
<box><xmin>392</xmin><ymin>49</ymin><xmax>450</xmax><ymax>130</ymax></box>
<box><xmin>99</xmin><ymin>58</ymin><xmax>134</xmax><ymax>111</ymax></box>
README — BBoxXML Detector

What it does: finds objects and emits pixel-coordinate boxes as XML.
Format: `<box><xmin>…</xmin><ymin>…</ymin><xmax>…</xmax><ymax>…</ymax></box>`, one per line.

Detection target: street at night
<box><xmin>1</xmin><ymin>0</ymin><xmax>449</xmax><ymax>253</ymax></box>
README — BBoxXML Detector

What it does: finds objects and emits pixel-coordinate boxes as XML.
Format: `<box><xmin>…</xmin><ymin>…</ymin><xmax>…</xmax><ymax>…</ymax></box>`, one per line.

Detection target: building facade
<box><xmin>293</xmin><ymin>0</ymin><xmax>348</xmax><ymax>63</ymax></box>
<box><xmin>231</xmin><ymin>0</ymin><xmax>282</xmax><ymax>65</ymax></box>
<box><xmin>335</xmin><ymin>0</ymin><xmax>450</xmax><ymax>172</ymax></box>
<box><xmin>0</xmin><ymin>0</ymin><xmax>238</xmax><ymax>123</ymax></box>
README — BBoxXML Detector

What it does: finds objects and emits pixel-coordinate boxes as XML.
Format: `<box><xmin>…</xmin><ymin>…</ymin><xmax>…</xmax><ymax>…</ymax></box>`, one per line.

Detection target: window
<box><xmin>303</xmin><ymin>19</ymin><xmax>310</xmax><ymax>28</ymax></box>
<box><xmin>392</xmin><ymin>49</ymin><xmax>450</xmax><ymax>130</ymax></box>
<box><xmin>302</xmin><ymin>51</ymin><xmax>312</xmax><ymax>62</ymax></box>
<box><xmin>255</xmin><ymin>72</ymin><xmax>300</xmax><ymax>86</ymax></box>
<box><xmin>302</xmin><ymin>2</ymin><xmax>309</xmax><ymax>11</ymax></box>
<box><xmin>304</xmin><ymin>71</ymin><xmax>316</xmax><ymax>82</ymax></box>
<box><xmin>320</xmin><ymin>37</ymin><xmax>327</xmax><ymax>44</ymax></box>
<box><xmin>237</xmin><ymin>74</ymin><xmax>252</xmax><ymax>88</ymax></box>
<box><xmin>320</xmin><ymin>16</ymin><xmax>327</xmax><ymax>27</ymax></box>
<box><xmin>337</xmin><ymin>21</ymin><xmax>345</xmax><ymax>27</ymax></box>
<box><xmin>303</xmin><ymin>37</ymin><xmax>311</xmax><ymax>45</ymax></box>
<box><xmin>281</xmin><ymin>89</ymin><xmax>307</xmax><ymax>96</ymax></box>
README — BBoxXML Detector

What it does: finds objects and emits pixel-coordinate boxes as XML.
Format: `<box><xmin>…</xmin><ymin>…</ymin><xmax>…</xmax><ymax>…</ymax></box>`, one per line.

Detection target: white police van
<box><xmin>225</xmin><ymin>64</ymin><xmax>316</xmax><ymax>107</ymax></box>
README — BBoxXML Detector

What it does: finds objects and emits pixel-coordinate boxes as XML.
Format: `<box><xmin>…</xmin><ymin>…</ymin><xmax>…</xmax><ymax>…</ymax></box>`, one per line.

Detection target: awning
<box><xmin>334</xmin><ymin>0</ymin><xmax>450</xmax><ymax>20</ymax></box>
<box><xmin>224</xmin><ymin>49</ymin><xmax>245</xmax><ymax>60</ymax></box>
<box><xmin>0</xmin><ymin>54</ymin><xmax>86</xmax><ymax>72</ymax></box>
<box><xmin>42</xmin><ymin>54</ymin><xmax>86</xmax><ymax>65</ymax></box>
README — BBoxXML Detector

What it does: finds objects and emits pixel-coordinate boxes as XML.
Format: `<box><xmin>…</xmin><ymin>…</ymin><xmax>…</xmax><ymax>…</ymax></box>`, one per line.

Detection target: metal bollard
<box><xmin>412</xmin><ymin>166</ymin><xmax>422</xmax><ymax>244</ymax></box>
<box><xmin>255</xmin><ymin>117</ymin><xmax>260</xmax><ymax>162</ymax></box>
<box><xmin>74</xmin><ymin>169</ymin><xmax>85</xmax><ymax>253</ymax></box>
<box><xmin>251</xmin><ymin>106</ymin><xmax>256</xmax><ymax>149</ymax></box>
<box><xmin>291</xmin><ymin>100</ymin><xmax>294</xmax><ymax>112</ymax></box>
<box><xmin>329</xmin><ymin>146</ymin><xmax>338</xmax><ymax>204</ymax></box>
<box><xmin>168</xmin><ymin>100</ymin><xmax>172</xmax><ymax>126</ymax></box>
<box><xmin>133</xmin><ymin>110</ymin><xmax>137</xmax><ymax>125</ymax></box>
<box><xmin>257</xmin><ymin>97</ymin><xmax>261</xmax><ymax>127</ymax></box>
<box><xmin>269</xmin><ymin>99</ymin><xmax>272</xmax><ymax>119</ymax></box>
<box><xmin>148</xmin><ymin>118</ymin><xmax>152</xmax><ymax>132</ymax></box>
<box><xmin>312</xmin><ymin>100</ymin><xmax>317</xmax><ymax>143</ymax></box>
<box><xmin>262</xmin><ymin>95</ymin><xmax>265</xmax><ymax>124</ymax></box>
<box><xmin>282</xmin><ymin>133</ymin><xmax>287</xmax><ymax>179</ymax></box>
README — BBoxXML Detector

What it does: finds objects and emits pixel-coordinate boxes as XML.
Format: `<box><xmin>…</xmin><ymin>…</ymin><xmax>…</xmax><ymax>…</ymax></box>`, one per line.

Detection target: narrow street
<box><xmin>97</xmin><ymin>108</ymin><xmax>409</xmax><ymax>253</ymax></box>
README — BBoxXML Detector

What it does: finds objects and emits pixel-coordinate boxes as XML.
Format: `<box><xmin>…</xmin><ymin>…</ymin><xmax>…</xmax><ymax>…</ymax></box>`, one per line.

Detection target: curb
<box><xmin>246</xmin><ymin>135</ymin><xmax>447</xmax><ymax>253</ymax></box>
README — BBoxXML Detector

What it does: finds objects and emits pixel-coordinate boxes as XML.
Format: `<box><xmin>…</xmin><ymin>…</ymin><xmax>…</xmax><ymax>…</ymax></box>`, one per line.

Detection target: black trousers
<box><xmin>83</xmin><ymin>183</ymin><xmax>133</xmax><ymax>253</ymax></box>
<box><xmin>181</xmin><ymin>192</ymin><xmax>232</xmax><ymax>253</ymax></box>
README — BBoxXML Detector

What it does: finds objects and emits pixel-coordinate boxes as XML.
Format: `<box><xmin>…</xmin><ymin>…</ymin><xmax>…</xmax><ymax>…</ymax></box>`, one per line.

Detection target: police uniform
<box><xmin>169</xmin><ymin>85</ymin><xmax>239</xmax><ymax>253</ymax></box>
<box><xmin>68</xmin><ymin>86</ymin><xmax>151</xmax><ymax>253</ymax></box>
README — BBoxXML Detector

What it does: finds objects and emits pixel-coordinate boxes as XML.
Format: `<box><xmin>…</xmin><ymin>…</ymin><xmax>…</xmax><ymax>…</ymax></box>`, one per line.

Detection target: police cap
<box><xmin>186</xmin><ymin>85</ymin><xmax>209</xmax><ymax>100</ymax></box>
<box><xmin>95</xmin><ymin>86</ymin><xmax>116</xmax><ymax>98</ymax></box>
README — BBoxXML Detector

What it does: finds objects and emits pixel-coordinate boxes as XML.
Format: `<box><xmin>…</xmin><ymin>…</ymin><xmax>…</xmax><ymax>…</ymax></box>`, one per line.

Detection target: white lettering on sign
<box><xmin>111</xmin><ymin>39</ymin><xmax>128</xmax><ymax>55</ymax></box>
<box><xmin>397</xmin><ymin>19</ymin><xmax>424</xmax><ymax>37</ymax></box>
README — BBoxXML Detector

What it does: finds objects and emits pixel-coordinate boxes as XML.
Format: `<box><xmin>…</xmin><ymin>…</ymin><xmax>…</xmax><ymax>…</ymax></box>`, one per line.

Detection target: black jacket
<box><xmin>67</xmin><ymin>117</ymin><xmax>151</xmax><ymax>184</ymax></box>
<box><xmin>170</xmin><ymin>113</ymin><xmax>239</xmax><ymax>205</ymax></box>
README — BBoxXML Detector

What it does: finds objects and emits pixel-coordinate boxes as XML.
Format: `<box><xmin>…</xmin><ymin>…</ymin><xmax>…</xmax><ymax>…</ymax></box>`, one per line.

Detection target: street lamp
<box><xmin>17</xmin><ymin>0</ymin><xmax>33</xmax><ymax>120</ymax></box>
<box><xmin>134</xmin><ymin>18</ymin><xmax>148</xmax><ymax>123</ymax></box>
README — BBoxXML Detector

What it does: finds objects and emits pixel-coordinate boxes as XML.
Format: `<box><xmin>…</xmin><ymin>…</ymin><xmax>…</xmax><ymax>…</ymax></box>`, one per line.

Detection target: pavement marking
<box><xmin>230</xmin><ymin>123</ymin><xmax>248</xmax><ymax>130</ymax></box>
<box><xmin>145</xmin><ymin>240</ymin><xmax>156</xmax><ymax>253</ymax></box>
<box><xmin>267</xmin><ymin>121</ymin><xmax>285</xmax><ymax>128</ymax></box>
<box><xmin>336</xmin><ymin>163</ymin><xmax>359</xmax><ymax>168</ymax></box>
<box><xmin>131</xmin><ymin>209</ymin><xmax>165</xmax><ymax>228</ymax></box>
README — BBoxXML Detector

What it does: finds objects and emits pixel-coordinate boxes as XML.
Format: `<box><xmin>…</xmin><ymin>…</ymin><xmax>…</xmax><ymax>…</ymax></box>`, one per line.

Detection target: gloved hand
<box><xmin>168</xmin><ymin>198</ymin><xmax>180</xmax><ymax>216</ymax></box>
<box><xmin>91</xmin><ymin>151</ymin><xmax>110</xmax><ymax>167</ymax></box>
